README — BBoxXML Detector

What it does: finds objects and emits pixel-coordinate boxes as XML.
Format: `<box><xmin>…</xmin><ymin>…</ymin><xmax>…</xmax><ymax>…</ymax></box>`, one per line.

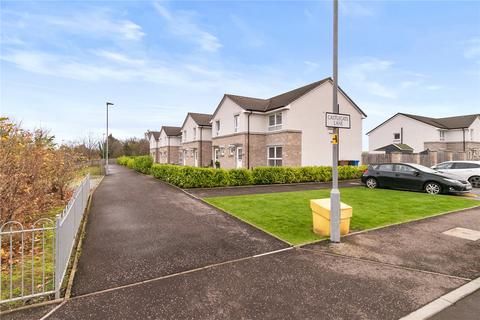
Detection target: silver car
<box><xmin>432</xmin><ymin>161</ymin><xmax>480</xmax><ymax>188</ymax></box>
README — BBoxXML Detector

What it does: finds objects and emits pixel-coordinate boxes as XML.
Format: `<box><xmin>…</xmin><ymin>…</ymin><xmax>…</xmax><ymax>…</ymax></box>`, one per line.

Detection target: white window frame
<box><xmin>214</xmin><ymin>148</ymin><xmax>220</xmax><ymax>162</ymax></box>
<box><xmin>268</xmin><ymin>112</ymin><xmax>283</xmax><ymax>131</ymax></box>
<box><xmin>234</xmin><ymin>115</ymin><xmax>239</xmax><ymax>133</ymax></box>
<box><xmin>215</xmin><ymin>120</ymin><xmax>220</xmax><ymax>136</ymax></box>
<box><xmin>183</xmin><ymin>130</ymin><xmax>187</xmax><ymax>142</ymax></box>
<box><xmin>193</xmin><ymin>127</ymin><xmax>196</xmax><ymax>140</ymax></box>
<box><xmin>470</xmin><ymin>129</ymin><xmax>474</xmax><ymax>141</ymax></box>
<box><xmin>439</xmin><ymin>130</ymin><xmax>445</xmax><ymax>141</ymax></box>
<box><xmin>267</xmin><ymin>146</ymin><xmax>283</xmax><ymax>167</ymax></box>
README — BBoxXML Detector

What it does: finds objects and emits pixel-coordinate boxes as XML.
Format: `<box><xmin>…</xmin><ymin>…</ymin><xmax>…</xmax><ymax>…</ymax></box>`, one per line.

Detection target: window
<box><xmin>453</xmin><ymin>162</ymin><xmax>480</xmax><ymax>169</ymax></box>
<box><xmin>471</xmin><ymin>129</ymin><xmax>474</xmax><ymax>141</ymax></box>
<box><xmin>183</xmin><ymin>130</ymin><xmax>187</xmax><ymax>142</ymax></box>
<box><xmin>193</xmin><ymin>127</ymin><xmax>196</xmax><ymax>140</ymax></box>
<box><xmin>435</xmin><ymin>162</ymin><xmax>453</xmax><ymax>170</ymax></box>
<box><xmin>267</xmin><ymin>146</ymin><xmax>282</xmax><ymax>166</ymax></box>
<box><xmin>214</xmin><ymin>148</ymin><xmax>219</xmax><ymax>162</ymax></box>
<box><xmin>268</xmin><ymin>112</ymin><xmax>282</xmax><ymax>131</ymax></box>
<box><xmin>234</xmin><ymin>115</ymin><xmax>239</xmax><ymax>133</ymax></box>
<box><xmin>394</xmin><ymin>164</ymin><xmax>416</xmax><ymax>173</ymax></box>
<box><xmin>215</xmin><ymin>120</ymin><xmax>220</xmax><ymax>136</ymax></box>
<box><xmin>393</xmin><ymin>133</ymin><xmax>400</xmax><ymax>140</ymax></box>
<box><xmin>439</xmin><ymin>130</ymin><xmax>445</xmax><ymax>141</ymax></box>
<box><xmin>378</xmin><ymin>164</ymin><xmax>393</xmax><ymax>171</ymax></box>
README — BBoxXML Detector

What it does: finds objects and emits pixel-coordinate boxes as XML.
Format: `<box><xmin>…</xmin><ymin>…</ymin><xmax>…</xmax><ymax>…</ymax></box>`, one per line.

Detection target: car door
<box><xmin>392</xmin><ymin>164</ymin><xmax>423</xmax><ymax>190</ymax></box>
<box><xmin>449</xmin><ymin>162</ymin><xmax>478</xmax><ymax>180</ymax></box>
<box><xmin>375</xmin><ymin>164</ymin><xmax>396</xmax><ymax>187</ymax></box>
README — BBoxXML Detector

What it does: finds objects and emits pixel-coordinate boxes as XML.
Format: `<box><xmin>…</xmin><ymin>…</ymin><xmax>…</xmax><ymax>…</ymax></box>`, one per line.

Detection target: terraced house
<box><xmin>146</xmin><ymin>130</ymin><xmax>161</xmax><ymax>163</ymax></box>
<box><xmin>158</xmin><ymin>126</ymin><xmax>182</xmax><ymax>164</ymax></box>
<box><xmin>180</xmin><ymin>113</ymin><xmax>213</xmax><ymax>167</ymax></box>
<box><xmin>211</xmin><ymin>78</ymin><xmax>367</xmax><ymax>169</ymax></box>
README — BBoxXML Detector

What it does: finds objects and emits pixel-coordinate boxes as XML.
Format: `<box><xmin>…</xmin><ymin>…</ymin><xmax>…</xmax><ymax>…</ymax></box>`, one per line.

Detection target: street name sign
<box><xmin>325</xmin><ymin>112</ymin><xmax>351</xmax><ymax>129</ymax></box>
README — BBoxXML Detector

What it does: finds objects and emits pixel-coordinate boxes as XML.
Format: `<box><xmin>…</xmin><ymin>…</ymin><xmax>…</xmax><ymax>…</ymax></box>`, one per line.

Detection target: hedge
<box><xmin>118</xmin><ymin>156</ymin><xmax>366</xmax><ymax>188</ymax></box>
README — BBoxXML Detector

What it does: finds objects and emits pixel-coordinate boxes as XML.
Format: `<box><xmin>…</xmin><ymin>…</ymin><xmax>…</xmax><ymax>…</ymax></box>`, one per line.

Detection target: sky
<box><xmin>1</xmin><ymin>0</ymin><xmax>479</xmax><ymax>149</ymax></box>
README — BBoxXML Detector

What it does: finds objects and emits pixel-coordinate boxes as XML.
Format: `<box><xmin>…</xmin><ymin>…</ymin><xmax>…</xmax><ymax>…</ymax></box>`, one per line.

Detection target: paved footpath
<box><xmin>72</xmin><ymin>165</ymin><xmax>287</xmax><ymax>296</ymax></box>
<box><xmin>4</xmin><ymin>165</ymin><xmax>479</xmax><ymax>320</ymax></box>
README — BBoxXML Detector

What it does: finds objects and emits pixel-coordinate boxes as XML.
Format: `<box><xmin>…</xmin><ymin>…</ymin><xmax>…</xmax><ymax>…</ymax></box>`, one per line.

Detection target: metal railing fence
<box><xmin>0</xmin><ymin>174</ymin><xmax>90</xmax><ymax>304</ymax></box>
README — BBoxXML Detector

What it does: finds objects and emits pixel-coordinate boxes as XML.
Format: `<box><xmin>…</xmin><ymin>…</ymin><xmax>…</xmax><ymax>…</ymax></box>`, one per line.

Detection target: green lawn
<box><xmin>205</xmin><ymin>187</ymin><xmax>479</xmax><ymax>245</ymax></box>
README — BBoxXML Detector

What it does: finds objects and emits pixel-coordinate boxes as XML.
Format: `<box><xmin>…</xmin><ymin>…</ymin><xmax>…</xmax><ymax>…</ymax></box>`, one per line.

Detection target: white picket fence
<box><xmin>0</xmin><ymin>174</ymin><xmax>90</xmax><ymax>304</ymax></box>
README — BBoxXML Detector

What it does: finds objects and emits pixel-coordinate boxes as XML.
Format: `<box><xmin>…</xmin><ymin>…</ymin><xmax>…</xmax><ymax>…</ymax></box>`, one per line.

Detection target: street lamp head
<box><xmin>106</xmin><ymin>102</ymin><xmax>114</xmax><ymax>107</ymax></box>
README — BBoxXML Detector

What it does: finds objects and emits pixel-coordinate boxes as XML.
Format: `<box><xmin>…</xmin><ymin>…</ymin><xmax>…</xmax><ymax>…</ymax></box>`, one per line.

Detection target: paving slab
<box><xmin>304</xmin><ymin>207</ymin><xmax>480</xmax><ymax>279</ymax></box>
<box><xmin>71</xmin><ymin>165</ymin><xmax>286</xmax><ymax>296</ymax></box>
<box><xmin>186</xmin><ymin>180</ymin><xmax>360</xmax><ymax>198</ymax></box>
<box><xmin>48</xmin><ymin>249</ymin><xmax>465</xmax><ymax>320</ymax></box>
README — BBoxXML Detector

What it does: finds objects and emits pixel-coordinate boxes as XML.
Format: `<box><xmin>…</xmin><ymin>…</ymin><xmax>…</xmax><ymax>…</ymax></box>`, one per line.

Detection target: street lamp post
<box><xmin>106</xmin><ymin>102</ymin><xmax>114</xmax><ymax>175</ymax></box>
<box><xmin>102</xmin><ymin>133</ymin><xmax>106</xmax><ymax>167</ymax></box>
<box><xmin>330</xmin><ymin>0</ymin><xmax>341</xmax><ymax>243</ymax></box>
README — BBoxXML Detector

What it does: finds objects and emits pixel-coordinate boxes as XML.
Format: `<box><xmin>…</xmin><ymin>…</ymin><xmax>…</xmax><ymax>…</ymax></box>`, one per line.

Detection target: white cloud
<box><xmin>153</xmin><ymin>2</ymin><xmax>222</xmax><ymax>52</ymax></box>
<box><xmin>94</xmin><ymin>50</ymin><xmax>145</xmax><ymax>66</ymax></box>
<box><xmin>344</xmin><ymin>59</ymin><xmax>397</xmax><ymax>98</ymax></box>
<box><xmin>464</xmin><ymin>37</ymin><xmax>480</xmax><ymax>59</ymax></box>
<box><xmin>230</xmin><ymin>15</ymin><xmax>265</xmax><ymax>47</ymax></box>
<box><xmin>2</xmin><ymin>8</ymin><xmax>145</xmax><ymax>42</ymax></box>
<box><xmin>426</xmin><ymin>85</ymin><xmax>442</xmax><ymax>91</ymax></box>
<box><xmin>304</xmin><ymin>61</ymin><xmax>320</xmax><ymax>68</ymax></box>
<box><xmin>340</xmin><ymin>1</ymin><xmax>374</xmax><ymax>17</ymax></box>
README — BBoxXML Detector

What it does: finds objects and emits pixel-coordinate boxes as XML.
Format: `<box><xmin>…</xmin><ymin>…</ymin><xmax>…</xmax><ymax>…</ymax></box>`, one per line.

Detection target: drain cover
<box><xmin>442</xmin><ymin>227</ymin><xmax>480</xmax><ymax>241</ymax></box>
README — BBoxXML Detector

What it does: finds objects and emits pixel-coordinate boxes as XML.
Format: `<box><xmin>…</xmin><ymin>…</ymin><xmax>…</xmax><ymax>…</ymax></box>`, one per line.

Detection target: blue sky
<box><xmin>1</xmin><ymin>0</ymin><xmax>479</xmax><ymax>148</ymax></box>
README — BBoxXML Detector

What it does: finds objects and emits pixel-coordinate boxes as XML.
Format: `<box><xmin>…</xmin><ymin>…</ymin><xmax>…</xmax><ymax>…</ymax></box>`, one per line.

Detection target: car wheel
<box><xmin>365</xmin><ymin>177</ymin><xmax>378</xmax><ymax>189</ymax></box>
<box><xmin>468</xmin><ymin>176</ymin><xmax>480</xmax><ymax>188</ymax></box>
<box><xmin>424</xmin><ymin>182</ymin><xmax>441</xmax><ymax>195</ymax></box>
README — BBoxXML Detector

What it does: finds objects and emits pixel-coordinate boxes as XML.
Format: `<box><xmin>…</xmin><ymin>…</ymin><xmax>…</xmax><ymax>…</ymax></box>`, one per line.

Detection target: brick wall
<box><xmin>158</xmin><ymin>146</ymin><xmax>180</xmax><ymax>164</ymax></box>
<box><xmin>212</xmin><ymin>131</ymin><xmax>302</xmax><ymax>169</ymax></box>
<box><xmin>180</xmin><ymin>141</ymin><xmax>213</xmax><ymax>167</ymax></box>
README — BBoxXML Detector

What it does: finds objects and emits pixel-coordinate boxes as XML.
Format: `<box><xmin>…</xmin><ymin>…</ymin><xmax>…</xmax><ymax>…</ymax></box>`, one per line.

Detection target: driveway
<box><xmin>71</xmin><ymin>164</ymin><xmax>287</xmax><ymax>296</ymax></box>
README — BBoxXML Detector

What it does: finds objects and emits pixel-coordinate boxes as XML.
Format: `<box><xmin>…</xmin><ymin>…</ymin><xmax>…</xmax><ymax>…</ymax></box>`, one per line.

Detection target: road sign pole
<box><xmin>330</xmin><ymin>0</ymin><xmax>341</xmax><ymax>243</ymax></box>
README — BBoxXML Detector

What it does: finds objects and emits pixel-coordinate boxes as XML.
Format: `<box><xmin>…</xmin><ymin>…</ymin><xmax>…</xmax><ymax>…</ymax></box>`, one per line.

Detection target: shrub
<box><xmin>228</xmin><ymin>169</ymin><xmax>253</xmax><ymax>186</ymax></box>
<box><xmin>117</xmin><ymin>156</ymin><xmax>130</xmax><ymax>166</ymax></box>
<box><xmin>120</xmin><ymin>157</ymin><xmax>366</xmax><ymax>188</ymax></box>
<box><xmin>126</xmin><ymin>158</ymin><xmax>135</xmax><ymax>169</ymax></box>
<box><xmin>132</xmin><ymin>155</ymin><xmax>153</xmax><ymax>174</ymax></box>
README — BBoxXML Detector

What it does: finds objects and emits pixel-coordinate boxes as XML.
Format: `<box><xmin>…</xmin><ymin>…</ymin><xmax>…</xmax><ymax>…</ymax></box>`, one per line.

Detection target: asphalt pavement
<box><xmin>4</xmin><ymin>165</ymin><xmax>479</xmax><ymax>320</ymax></box>
<box><xmin>71</xmin><ymin>165</ymin><xmax>287</xmax><ymax>296</ymax></box>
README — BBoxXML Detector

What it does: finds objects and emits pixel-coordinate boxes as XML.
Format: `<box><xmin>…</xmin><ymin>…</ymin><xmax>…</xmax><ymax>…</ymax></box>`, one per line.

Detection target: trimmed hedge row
<box><xmin>117</xmin><ymin>156</ymin><xmax>366</xmax><ymax>188</ymax></box>
<box><xmin>117</xmin><ymin>155</ymin><xmax>153</xmax><ymax>174</ymax></box>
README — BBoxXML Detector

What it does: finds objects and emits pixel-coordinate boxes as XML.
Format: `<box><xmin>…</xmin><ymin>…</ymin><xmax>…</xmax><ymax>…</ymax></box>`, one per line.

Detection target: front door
<box><xmin>183</xmin><ymin>150</ymin><xmax>187</xmax><ymax>166</ymax></box>
<box><xmin>236</xmin><ymin>147</ymin><xmax>243</xmax><ymax>168</ymax></box>
<box><xmin>194</xmin><ymin>150</ymin><xmax>198</xmax><ymax>167</ymax></box>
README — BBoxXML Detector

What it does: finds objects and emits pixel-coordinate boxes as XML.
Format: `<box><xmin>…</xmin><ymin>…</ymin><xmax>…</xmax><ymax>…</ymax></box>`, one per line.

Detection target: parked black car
<box><xmin>361</xmin><ymin>163</ymin><xmax>472</xmax><ymax>195</ymax></box>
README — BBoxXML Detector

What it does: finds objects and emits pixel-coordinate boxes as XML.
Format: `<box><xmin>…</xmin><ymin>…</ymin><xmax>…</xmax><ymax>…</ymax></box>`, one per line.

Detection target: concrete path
<box><xmin>71</xmin><ymin>165</ymin><xmax>287</xmax><ymax>296</ymax></box>
<box><xmin>186</xmin><ymin>180</ymin><xmax>361</xmax><ymax>198</ymax></box>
